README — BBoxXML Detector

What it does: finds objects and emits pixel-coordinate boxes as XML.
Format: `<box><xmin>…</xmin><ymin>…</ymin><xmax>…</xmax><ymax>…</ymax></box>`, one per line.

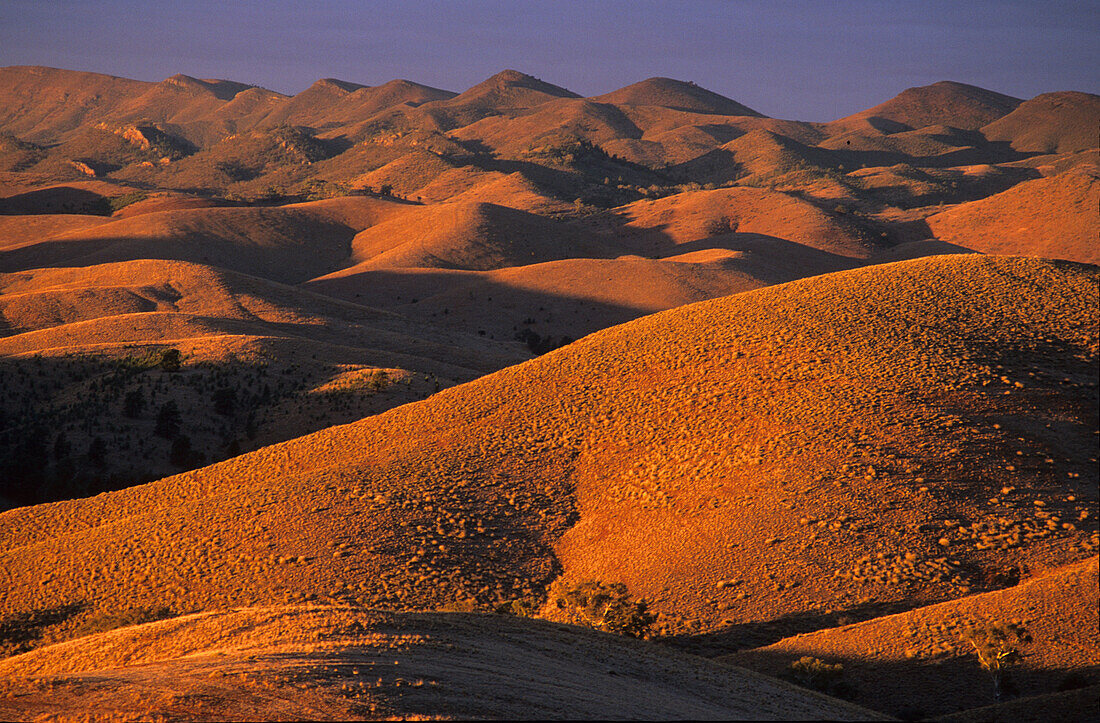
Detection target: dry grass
<box><xmin>0</xmin><ymin>256</ymin><xmax>1094</xmax><ymax>668</ymax></box>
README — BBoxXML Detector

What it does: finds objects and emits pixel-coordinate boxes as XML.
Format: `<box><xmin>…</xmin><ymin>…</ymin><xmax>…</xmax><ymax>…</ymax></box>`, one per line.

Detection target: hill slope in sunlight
<box><xmin>0</xmin><ymin>255</ymin><xmax>1094</xmax><ymax>654</ymax></box>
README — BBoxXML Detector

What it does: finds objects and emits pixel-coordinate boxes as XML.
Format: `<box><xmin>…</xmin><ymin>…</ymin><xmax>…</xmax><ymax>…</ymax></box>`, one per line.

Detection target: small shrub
<box><xmin>494</xmin><ymin>597</ymin><xmax>539</xmax><ymax>617</ymax></box>
<box><xmin>786</xmin><ymin>656</ymin><xmax>845</xmax><ymax>694</ymax></box>
<box><xmin>439</xmin><ymin>598</ymin><xmax>479</xmax><ymax>613</ymax></box>
<box><xmin>515</xmin><ymin>328</ymin><xmax>573</xmax><ymax>355</ymax></box>
<box><xmin>549</xmin><ymin>580</ymin><xmax>656</xmax><ymax>638</ymax></box>
<box><xmin>367</xmin><ymin>370</ymin><xmax>388</xmax><ymax>392</ymax></box>
<box><xmin>704</xmin><ymin>215</ymin><xmax>732</xmax><ymax>236</ymax></box>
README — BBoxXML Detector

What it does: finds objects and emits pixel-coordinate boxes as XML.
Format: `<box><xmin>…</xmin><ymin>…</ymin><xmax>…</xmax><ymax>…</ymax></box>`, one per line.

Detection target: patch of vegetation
<box><xmin>72</xmin><ymin>606</ymin><xmax>175</xmax><ymax>638</ymax></box>
<box><xmin>0</xmin><ymin>352</ymin><xmax>416</xmax><ymax>507</ymax></box>
<box><xmin>106</xmin><ymin>191</ymin><xmax>149</xmax><ymax>213</ymax></box>
<box><xmin>298</xmin><ymin>178</ymin><xmax>353</xmax><ymax>201</ymax></box>
<box><xmin>785</xmin><ymin>656</ymin><xmax>847</xmax><ymax>695</ymax></box>
<box><xmin>493</xmin><ymin>597</ymin><xmax>540</xmax><ymax>617</ymax></box>
<box><xmin>216</xmin><ymin>159</ymin><xmax>258</xmax><ymax>182</ymax></box>
<box><xmin>515</xmin><ymin>328</ymin><xmax>573</xmax><ymax>355</ymax></box>
<box><xmin>548</xmin><ymin>580</ymin><xmax>656</xmax><ymax>638</ymax></box>
<box><xmin>962</xmin><ymin>620</ymin><xmax>1031</xmax><ymax>700</ymax></box>
<box><xmin>113</xmin><ymin>347</ymin><xmax>182</xmax><ymax>374</ymax></box>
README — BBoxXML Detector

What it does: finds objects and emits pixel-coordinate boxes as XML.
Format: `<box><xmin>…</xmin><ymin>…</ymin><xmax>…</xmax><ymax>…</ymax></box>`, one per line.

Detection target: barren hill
<box><xmin>0</xmin><ymin>607</ymin><xmax>883</xmax><ymax>721</ymax></box>
<box><xmin>592</xmin><ymin>77</ymin><xmax>762</xmax><ymax>116</ymax></box>
<box><xmin>981</xmin><ymin>91</ymin><xmax>1100</xmax><ymax>154</ymax></box>
<box><xmin>307</xmin><ymin>252</ymin><xmax>773</xmax><ymax>342</ymax></box>
<box><xmin>724</xmin><ymin>557</ymin><xmax>1099</xmax><ymax>719</ymax></box>
<box><xmin>925</xmin><ymin>170</ymin><xmax>1100</xmax><ymax>264</ymax></box>
<box><xmin>1</xmin><ymin>255</ymin><xmax>1094</xmax><ymax>653</ymax></box>
<box><xmin>828</xmin><ymin>81</ymin><xmax>1021</xmax><ymax>135</ymax></box>
<box><xmin>1</xmin><ymin>67</ymin><xmax>1094</xmax><ymax>244</ymax></box>
<box><xmin>339</xmin><ymin>200</ymin><xmax>615</xmax><ymax>271</ymax></box>
<box><xmin>257</xmin><ymin>78</ymin><xmax>456</xmax><ymax>129</ymax></box>
<box><xmin>610</xmin><ymin>186</ymin><xmax>873</xmax><ymax>258</ymax></box>
<box><xmin>0</xmin><ymin>67</ymin><xmax>150</xmax><ymax>142</ymax></box>
<box><xmin>369</xmin><ymin>70</ymin><xmax>582</xmax><ymax>134</ymax></box>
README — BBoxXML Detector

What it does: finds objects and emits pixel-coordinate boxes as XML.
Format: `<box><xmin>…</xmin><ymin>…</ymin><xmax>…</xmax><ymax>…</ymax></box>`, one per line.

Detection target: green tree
<box><xmin>786</xmin><ymin>657</ymin><xmax>845</xmax><ymax>694</ymax></box>
<box><xmin>169</xmin><ymin>434</ymin><xmax>194</xmax><ymax>467</ymax></box>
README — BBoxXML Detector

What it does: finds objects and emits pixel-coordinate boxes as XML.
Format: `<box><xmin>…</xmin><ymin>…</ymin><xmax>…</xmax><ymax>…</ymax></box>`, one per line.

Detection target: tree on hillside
<box><xmin>86</xmin><ymin>437</ymin><xmax>108</xmax><ymax>469</ymax></box>
<box><xmin>962</xmin><ymin>620</ymin><xmax>1031</xmax><ymax>701</ymax></box>
<box><xmin>53</xmin><ymin>431</ymin><xmax>71</xmax><ymax>461</ymax></box>
<box><xmin>548</xmin><ymin>580</ymin><xmax>656</xmax><ymax>638</ymax></box>
<box><xmin>154</xmin><ymin>400</ymin><xmax>181</xmax><ymax>439</ymax></box>
<box><xmin>169</xmin><ymin>434</ymin><xmax>200</xmax><ymax>468</ymax></box>
<box><xmin>212</xmin><ymin>387</ymin><xmax>236</xmax><ymax>417</ymax></box>
<box><xmin>123</xmin><ymin>389</ymin><xmax>146</xmax><ymax>418</ymax></box>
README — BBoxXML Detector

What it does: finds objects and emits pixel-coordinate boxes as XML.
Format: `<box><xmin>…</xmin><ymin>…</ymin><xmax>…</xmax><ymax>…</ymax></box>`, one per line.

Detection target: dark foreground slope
<box><xmin>0</xmin><ymin>607</ymin><xmax>883</xmax><ymax>721</ymax></box>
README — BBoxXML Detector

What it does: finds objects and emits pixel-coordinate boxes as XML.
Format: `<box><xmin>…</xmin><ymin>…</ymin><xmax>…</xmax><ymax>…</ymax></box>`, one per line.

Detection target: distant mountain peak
<box><xmin>465</xmin><ymin>70</ymin><xmax>580</xmax><ymax>99</ymax></box>
<box><xmin>310</xmin><ymin>78</ymin><xmax>367</xmax><ymax>93</ymax></box>
<box><xmin>592</xmin><ymin>77</ymin><xmax>763</xmax><ymax>116</ymax></box>
<box><xmin>831</xmin><ymin>81</ymin><xmax>1022</xmax><ymax>132</ymax></box>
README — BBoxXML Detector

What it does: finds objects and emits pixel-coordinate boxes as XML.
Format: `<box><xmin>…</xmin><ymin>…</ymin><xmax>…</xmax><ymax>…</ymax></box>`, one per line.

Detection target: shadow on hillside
<box><xmin>828</xmin><ymin>138</ymin><xmax>1038</xmax><ymax>171</ymax></box>
<box><xmin>0</xmin><ymin>187</ymin><xmax>110</xmax><ymax>216</ymax></box>
<box><xmin>303</xmin><ymin>232</ymin><xmax>862</xmax><ymax>342</ymax></box>
<box><xmin>0</xmin><ymin>214</ymin><xmax>361</xmax><ymax>283</ymax></box>
<box><xmin>660</xmin><ymin>599</ymin><xmax>927</xmax><ymax>658</ymax></box>
<box><xmin>718</xmin><ymin>646</ymin><xmax>1099</xmax><ymax>721</ymax></box>
<box><xmin>306</xmin><ymin>266</ymin><xmax>652</xmax><ymax>342</ymax></box>
<box><xmin>0</xmin><ymin>602</ymin><xmax>88</xmax><ymax>657</ymax></box>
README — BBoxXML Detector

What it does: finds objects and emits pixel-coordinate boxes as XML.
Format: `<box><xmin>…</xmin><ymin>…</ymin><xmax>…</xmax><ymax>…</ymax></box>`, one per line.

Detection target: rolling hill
<box><xmin>0</xmin><ymin>255</ymin><xmax>1094</xmax><ymax>655</ymax></box>
<box><xmin>0</xmin><ymin>257</ymin><xmax>523</xmax><ymax>505</ymax></box>
<box><xmin>827</xmin><ymin>81</ymin><xmax>1021</xmax><ymax>135</ymax></box>
<box><xmin>0</xmin><ymin>64</ymin><xmax>1097</xmax><ymax>721</ymax></box>
<box><xmin>981</xmin><ymin>91</ymin><xmax>1100</xmax><ymax>154</ymax></box>
<box><xmin>925</xmin><ymin>170</ymin><xmax>1100</xmax><ymax>264</ymax></box>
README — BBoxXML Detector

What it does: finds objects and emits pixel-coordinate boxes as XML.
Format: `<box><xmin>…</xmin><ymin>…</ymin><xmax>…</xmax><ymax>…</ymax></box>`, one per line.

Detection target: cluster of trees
<box><xmin>0</xmin><ymin>349</ymin><xmax>261</xmax><ymax>507</ymax></box>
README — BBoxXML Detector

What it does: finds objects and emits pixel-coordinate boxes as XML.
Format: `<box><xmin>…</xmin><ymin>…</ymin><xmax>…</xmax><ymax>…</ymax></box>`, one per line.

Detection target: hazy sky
<box><xmin>1</xmin><ymin>0</ymin><xmax>1096</xmax><ymax>121</ymax></box>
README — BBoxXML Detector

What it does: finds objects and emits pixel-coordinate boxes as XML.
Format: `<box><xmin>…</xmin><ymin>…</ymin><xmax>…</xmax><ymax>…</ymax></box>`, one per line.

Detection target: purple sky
<box><xmin>1</xmin><ymin>0</ymin><xmax>1097</xmax><ymax>121</ymax></box>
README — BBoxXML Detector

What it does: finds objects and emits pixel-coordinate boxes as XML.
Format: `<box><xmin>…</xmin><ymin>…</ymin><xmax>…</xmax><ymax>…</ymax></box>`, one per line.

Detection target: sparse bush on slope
<box><xmin>785</xmin><ymin>656</ymin><xmax>846</xmax><ymax>695</ymax></box>
<box><xmin>548</xmin><ymin>580</ymin><xmax>657</xmax><ymax>638</ymax></box>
